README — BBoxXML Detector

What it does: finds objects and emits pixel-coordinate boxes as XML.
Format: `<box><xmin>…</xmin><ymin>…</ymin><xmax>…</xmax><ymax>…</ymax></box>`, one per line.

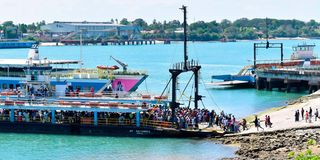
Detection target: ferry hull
<box><xmin>0</xmin><ymin>121</ymin><xmax>217</xmax><ymax>138</ymax></box>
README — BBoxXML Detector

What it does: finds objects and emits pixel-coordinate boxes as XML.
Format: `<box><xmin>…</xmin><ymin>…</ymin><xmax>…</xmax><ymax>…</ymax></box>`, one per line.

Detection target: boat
<box><xmin>210</xmin><ymin>43</ymin><xmax>320</xmax><ymax>88</ymax></box>
<box><xmin>209</xmin><ymin>66</ymin><xmax>256</xmax><ymax>88</ymax></box>
<box><xmin>0</xmin><ymin>45</ymin><xmax>148</xmax><ymax>96</ymax></box>
<box><xmin>0</xmin><ymin>40</ymin><xmax>37</xmax><ymax>49</ymax></box>
<box><xmin>0</xmin><ymin>6</ymin><xmax>219</xmax><ymax>138</ymax></box>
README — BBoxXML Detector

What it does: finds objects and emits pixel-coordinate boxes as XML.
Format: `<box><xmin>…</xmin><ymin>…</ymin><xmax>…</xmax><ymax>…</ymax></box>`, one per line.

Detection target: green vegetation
<box><xmin>288</xmin><ymin>139</ymin><xmax>320</xmax><ymax>160</ymax></box>
<box><xmin>1</xmin><ymin>18</ymin><xmax>320</xmax><ymax>41</ymax></box>
<box><xmin>137</xmin><ymin>18</ymin><xmax>320</xmax><ymax>41</ymax></box>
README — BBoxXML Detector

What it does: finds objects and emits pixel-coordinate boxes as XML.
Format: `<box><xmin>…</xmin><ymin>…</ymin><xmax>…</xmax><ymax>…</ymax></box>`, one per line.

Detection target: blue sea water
<box><xmin>0</xmin><ymin>39</ymin><xmax>318</xmax><ymax>159</ymax></box>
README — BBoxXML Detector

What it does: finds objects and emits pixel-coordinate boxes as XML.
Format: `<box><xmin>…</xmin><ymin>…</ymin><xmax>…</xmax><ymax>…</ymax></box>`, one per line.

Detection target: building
<box><xmin>41</xmin><ymin>21</ymin><xmax>141</xmax><ymax>40</ymax></box>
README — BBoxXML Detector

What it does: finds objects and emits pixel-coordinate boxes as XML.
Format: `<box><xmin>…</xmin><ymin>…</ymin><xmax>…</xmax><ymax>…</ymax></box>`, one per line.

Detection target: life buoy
<box><xmin>71</xmin><ymin>101</ymin><xmax>82</xmax><ymax>106</ymax></box>
<box><xmin>142</xmin><ymin>95</ymin><xmax>151</xmax><ymax>99</ymax></box>
<box><xmin>107</xmin><ymin>102</ymin><xmax>119</xmax><ymax>107</ymax></box>
<box><xmin>154</xmin><ymin>95</ymin><xmax>168</xmax><ymax>100</ymax></box>
<box><xmin>15</xmin><ymin>101</ymin><xmax>25</xmax><ymax>106</ymax></box>
<box><xmin>4</xmin><ymin>100</ymin><xmax>14</xmax><ymax>105</ymax></box>
<box><xmin>86</xmin><ymin>101</ymin><xmax>100</xmax><ymax>107</ymax></box>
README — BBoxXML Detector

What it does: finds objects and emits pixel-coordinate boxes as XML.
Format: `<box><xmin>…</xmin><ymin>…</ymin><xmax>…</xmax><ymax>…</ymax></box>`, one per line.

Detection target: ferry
<box><xmin>209</xmin><ymin>43</ymin><xmax>320</xmax><ymax>88</ymax></box>
<box><xmin>0</xmin><ymin>45</ymin><xmax>148</xmax><ymax>96</ymax></box>
<box><xmin>0</xmin><ymin>6</ymin><xmax>218</xmax><ymax>138</ymax></box>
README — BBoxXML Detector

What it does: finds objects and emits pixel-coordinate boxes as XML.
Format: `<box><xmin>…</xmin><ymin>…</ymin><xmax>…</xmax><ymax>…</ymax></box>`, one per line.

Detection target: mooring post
<box><xmin>136</xmin><ymin>111</ymin><xmax>140</xmax><ymax>127</ymax></box>
<box><xmin>93</xmin><ymin>111</ymin><xmax>98</xmax><ymax>126</ymax></box>
<box><xmin>51</xmin><ymin>110</ymin><xmax>55</xmax><ymax>124</ymax></box>
<box><xmin>281</xmin><ymin>43</ymin><xmax>284</xmax><ymax>66</ymax></box>
<box><xmin>254</xmin><ymin>43</ymin><xmax>257</xmax><ymax>69</ymax></box>
<box><xmin>10</xmin><ymin>109</ymin><xmax>14</xmax><ymax>122</ymax></box>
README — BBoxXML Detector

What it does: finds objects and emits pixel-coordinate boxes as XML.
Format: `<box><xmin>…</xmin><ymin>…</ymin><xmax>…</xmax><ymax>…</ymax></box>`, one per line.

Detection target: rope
<box><xmin>200</xmin><ymin>99</ymin><xmax>206</xmax><ymax>109</ymax></box>
<box><xmin>155</xmin><ymin>78</ymin><xmax>172</xmax><ymax>104</ymax></box>
<box><xmin>200</xmin><ymin>74</ymin><xmax>222</xmax><ymax>112</ymax></box>
<box><xmin>160</xmin><ymin>78</ymin><xmax>172</xmax><ymax>98</ymax></box>
<box><xmin>144</xmin><ymin>78</ymin><xmax>149</xmax><ymax>94</ymax></box>
<box><xmin>178</xmin><ymin>73</ymin><xmax>194</xmax><ymax>101</ymax></box>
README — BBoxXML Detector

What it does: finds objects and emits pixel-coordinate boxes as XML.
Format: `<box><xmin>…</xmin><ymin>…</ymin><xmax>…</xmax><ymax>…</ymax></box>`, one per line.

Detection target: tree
<box><xmin>27</xmin><ymin>23</ymin><xmax>37</xmax><ymax>32</ymax></box>
<box><xmin>132</xmin><ymin>18</ymin><xmax>148</xmax><ymax>29</ymax></box>
<box><xmin>120</xmin><ymin>18</ymin><xmax>130</xmax><ymax>25</ymax></box>
<box><xmin>18</xmin><ymin>24</ymin><xmax>28</xmax><ymax>33</ymax></box>
<box><xmin>220</xmin><ymin>19</ymin><xmax>232</xmax><ymax>30</ymax></box>
<box><xmin>2</xmin><ymin>21</ymin><xmax>14</xmax><ymax>28</ymax></box>
<box><xmin>2</xmin><ymin>21</ymin><xmax>18</xmax><ymax>39</ymax></box>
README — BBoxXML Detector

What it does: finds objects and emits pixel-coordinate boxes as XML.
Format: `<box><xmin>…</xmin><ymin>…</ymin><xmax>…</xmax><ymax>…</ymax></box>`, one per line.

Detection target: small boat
<box><xmin>210</xmin><ymin>66</ymin><xmax>256</xmax><ymax>88</ymax></box>
<box><xmin>97</xmin><ymin>65</ymin><xmax>119</xmax><ymax>70</ymax></box>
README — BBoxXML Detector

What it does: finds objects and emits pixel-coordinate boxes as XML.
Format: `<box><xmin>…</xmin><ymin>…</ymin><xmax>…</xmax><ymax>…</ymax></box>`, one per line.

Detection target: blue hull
<box><xmin>0</xmin><ymin>41</ymin><xmax>37</xmax><ymax>49</ymax></box>
<box><xmin>212</xmin><ymin>74</ymin><xmax>256</xmax><ymax>83</ymax></box>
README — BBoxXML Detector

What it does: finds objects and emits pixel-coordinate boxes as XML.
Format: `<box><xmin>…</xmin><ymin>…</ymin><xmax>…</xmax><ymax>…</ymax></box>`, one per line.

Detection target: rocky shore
<box><xmin>216</xmin><ymin>91</ymin><xmax>320</xmax><ymax>159</ymax></box>
<box><xmin>218</xmin><ymin>127</ymin><xmax>320</xmax><ymax>159</ymax></box>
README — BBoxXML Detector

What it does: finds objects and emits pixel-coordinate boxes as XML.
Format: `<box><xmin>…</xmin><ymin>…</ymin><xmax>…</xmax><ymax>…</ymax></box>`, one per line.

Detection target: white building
<box><xmin>41</xmin><ymin>21</ymin><xmax>141</xmax><ymax>39</ymax></box>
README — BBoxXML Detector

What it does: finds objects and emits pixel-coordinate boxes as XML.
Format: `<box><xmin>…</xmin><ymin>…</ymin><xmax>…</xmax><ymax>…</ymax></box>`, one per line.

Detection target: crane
<box><xmin>110</xmin><ymin>56</ymin><xmax>128</xmax><ymax>72</ymax></box>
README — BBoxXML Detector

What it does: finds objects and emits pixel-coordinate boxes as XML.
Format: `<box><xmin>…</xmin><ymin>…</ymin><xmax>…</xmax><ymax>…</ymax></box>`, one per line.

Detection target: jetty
<box><xmin>60</xmin><ymin>39</ymin><xmax>157</xmax><ymax>46</ymax></box>
<box><xmin>256</xmin><ymin>66</ymin><xmax>320</xmax><ymax>93</ymax></box>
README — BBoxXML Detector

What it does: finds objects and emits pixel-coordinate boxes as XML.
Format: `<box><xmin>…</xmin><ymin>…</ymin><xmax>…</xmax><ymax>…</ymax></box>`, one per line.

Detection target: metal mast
<box><xmin>169</xmin><ymin>5</ymin><xmax>202</xmax><ymax>124</ymax></box>
<box><xmin>181</xmin><ymin>5</ymin><xmax>188</xmax><ymax>70</ymax></box>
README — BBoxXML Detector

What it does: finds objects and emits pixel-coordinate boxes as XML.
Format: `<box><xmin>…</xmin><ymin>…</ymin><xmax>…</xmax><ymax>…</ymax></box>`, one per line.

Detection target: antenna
<box><xmin>180</xmin><ymin>5</ymin><xmax>188</xmax><ymax>70</ymax></box>
<box><xmin>265</xmin><ymin>17</ymin><xmax>270</xmax><ymax>48</ymax></box>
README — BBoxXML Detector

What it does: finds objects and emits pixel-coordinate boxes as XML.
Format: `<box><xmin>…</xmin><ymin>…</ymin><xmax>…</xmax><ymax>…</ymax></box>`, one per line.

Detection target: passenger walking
<box><xmin>315</xmin><ymin>109</ymin><xmax>319</xmax><ymax>121</ymax></box>
<box><xmin>309</xmin><ymin>107</ymin><xmax>313</xmax><ymax>122</ymax></box>
<box><xmin>295</xmin><ymin>110</ymin><xmax>300</xmax><ymax>122</ymax></box>
<box><xmin>306</xmin><ymin>111</ymin><xmax>309</xmax><ymax>123</ymax></box>
<box><xmin>265</xmin><ymin>115</ymin><xmax>268</xmax><ymax>128</ymax></box>
<box><xmin>254</xmin><ymin>115</ymin><xmax>264</xmax><ymax>131</ymax></box>
<box><xmin>301</xmin><ymin>108</ymin><xmax>304</xmax><ymax>120</ymax></box>
<box><xmin>241</xmin><ymin>119</ymin><xmax>247</xmax><ymax>131</ymax></box>
<box><xmin>267</xmin><ymin>115</ymin><xmax>272</xmax><ymax>128</ymax></box>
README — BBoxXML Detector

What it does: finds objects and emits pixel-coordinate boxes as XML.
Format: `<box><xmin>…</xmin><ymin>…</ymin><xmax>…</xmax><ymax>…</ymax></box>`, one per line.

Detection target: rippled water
<box><xmin>0</xmin><ymin>133</ymin><xmax>237</xmax><ymax>160</ymax></box>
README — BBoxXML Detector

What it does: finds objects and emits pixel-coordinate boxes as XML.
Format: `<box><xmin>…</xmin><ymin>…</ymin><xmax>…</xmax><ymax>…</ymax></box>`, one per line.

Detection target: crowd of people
<box><xmin>295</xmin><ymin>107</ymin><xmax>319</xmax><ymax>123</ymax></box>
<box><xmin>148</xmin><ymin>107</ymin><xmax>243</xmax><ymax>132</ymax></box>
<box><xmin>0</xmin><ymin>106</ymin><xmax>245</xmax><ymax>133</ymax></box>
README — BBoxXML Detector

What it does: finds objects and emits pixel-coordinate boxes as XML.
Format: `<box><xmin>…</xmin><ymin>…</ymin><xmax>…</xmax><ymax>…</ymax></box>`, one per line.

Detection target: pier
<box><xmin>256</xmin><ymin>66</ymin><xmax>320</xmax><ymax>93</ymax></box>
<box><xmin>60</xmin><ymin>39</ymin><xmax>157</xmax><ymax>46</ymax></box>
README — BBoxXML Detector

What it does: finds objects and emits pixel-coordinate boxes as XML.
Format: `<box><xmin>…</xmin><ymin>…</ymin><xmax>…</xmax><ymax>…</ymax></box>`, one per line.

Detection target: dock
<box><xmin>256</xmin><ymin>66</ymin><xmax>320</xmax><ymax>93</ymax></box>
<box><xmin>60</xmin><ymin>39</ymin><xmax>157</xmax><ymax>46</ymax></box>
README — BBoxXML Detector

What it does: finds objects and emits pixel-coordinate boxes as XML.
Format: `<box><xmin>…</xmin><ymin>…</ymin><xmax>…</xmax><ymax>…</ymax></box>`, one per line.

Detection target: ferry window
<box><xmin>2</xmin><ymin>84</ymin><xmax>7</xmax><ymax>89</ymax></box>
<box><xmin>9</xmin><ymin>84</ymin><xmax>14</xmax><ymax>89</ymax></box>
<box><xmin>16</xmin><ymin>84</ymin><xmax>20</xmax><ymax>89</ymax></box>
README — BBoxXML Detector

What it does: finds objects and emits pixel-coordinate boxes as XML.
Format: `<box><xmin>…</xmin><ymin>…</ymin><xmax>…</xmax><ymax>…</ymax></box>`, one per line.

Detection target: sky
<box><xmin>1</xmin><ymin>0</ymin><xmax>320</xmax><ymax>24</ymax></box>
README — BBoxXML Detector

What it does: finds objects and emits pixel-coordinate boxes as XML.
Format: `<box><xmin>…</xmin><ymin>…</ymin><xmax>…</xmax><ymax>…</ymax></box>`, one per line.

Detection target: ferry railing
<box><xmin>140</xmin><ymin>119</ymin><xmax>175</xmax><ymax>129</ymax></box>
<box><xmin>0</xmin><ymin>115</ymin><xmax>10</xmax><ymax>121</ymax></box>
<box><xmin>0</xmin><ymin>112</ymin><xmax>178</xmax><ymax>129</ymax></box>
<box><xmin>0</xmin><ymin>115</ymin><xmax>53</xmax><ymax>123</ymax></box>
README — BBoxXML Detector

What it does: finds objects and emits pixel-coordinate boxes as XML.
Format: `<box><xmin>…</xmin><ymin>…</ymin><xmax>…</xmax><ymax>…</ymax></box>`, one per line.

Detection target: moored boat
<box><xmin>210</xmin><ymin>43</ymin><xmax>320</xmax><ymax>88</ymax></box>
<box><xmin>0</xmin><ymin>45</ymin><xmax>148</xmax><ymax>96</ymax></box>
